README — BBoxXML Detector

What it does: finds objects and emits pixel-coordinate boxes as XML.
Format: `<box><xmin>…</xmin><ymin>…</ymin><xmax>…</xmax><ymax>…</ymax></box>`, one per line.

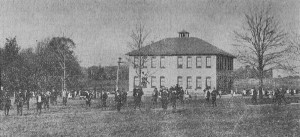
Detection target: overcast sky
<box><xmin>0</xmin><ymin>0</ymin><xmax>299</xmax><ymax>68</ymax></box>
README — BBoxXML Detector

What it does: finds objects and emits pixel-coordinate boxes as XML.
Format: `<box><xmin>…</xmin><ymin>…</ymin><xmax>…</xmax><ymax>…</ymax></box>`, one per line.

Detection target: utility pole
<box><xmin>116</xmin><ymin>57</ymin><xmax>124</xmax><ymax>91</ymax></box>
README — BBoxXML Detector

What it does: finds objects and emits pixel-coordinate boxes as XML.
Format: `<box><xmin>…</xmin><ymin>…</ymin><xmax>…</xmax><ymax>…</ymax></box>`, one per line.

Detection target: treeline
<box><xmin>0</xmin><ymin>37</ymin><xmax>82</xmax><ymax>93</ymax></box>
<box><xmin>85</xmin><ymin>65</ymin><xmax>129</xmax><ymax>81</ymax></box>
<box><xmin>234</xmin><ymin>65</ymin><xmax>273</xmax><ymax>79</ymax></box>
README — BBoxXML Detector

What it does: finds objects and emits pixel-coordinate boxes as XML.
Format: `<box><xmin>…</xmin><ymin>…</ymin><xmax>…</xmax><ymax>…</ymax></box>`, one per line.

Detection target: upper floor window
<box><xmin>196</xmin><ymin>56</ymin><xmax>202</xmax><ymax>68</ymax></box>
<box><xmin>142</xmin><ymin>56</ymin><xmax>147</xmax><ymax>68</ymax></box>
<box><xmin>151</xmin><ymin>76</ymin><xmax>156</xmax><ymax>88</ymax></box>
<box><xmin>206</xmin><ymin>56</ymin><xmax>211</xmax><ymax>68</ymax></box>
<box><xmin>151</xmin><ymin>56</ymin><xmax>156</xmax><ymax>68</ymax></box>
<box><xmin>177</xmin><ymin>56</ymin><xmax>183</xmax><ymax>68</ymax></box>
<box><xmin>177</xmin><ymin>76</ymin><xmax>183</xmax><ymax>87</ymax></box>
<box><xmin>187</xmin><ymin>56</ymin><xmax>192</xmax><ymax>68</ymax></box>
<box><xmin>160</xmin><ymin>76</ymin><xmax>165</xmax><ymax>88</ymax></box>
<box><xmin>160</xmin><ymin>56</ymin><xmax>165</xmax><ymax>68</ymax></box>
<box><xmin>134</xmin><ymin>57</ymin><xmax>139</xmax><ymax>68</ymax></box>
<box><xmin>187</xmin><ymin>76</ymin><xmax>192</xmax><ymax>89</ymax></box>
<box><xmin>196</xmin><ymin>77</ymin><xmax>202</xmax><ymax>89</ymax></box>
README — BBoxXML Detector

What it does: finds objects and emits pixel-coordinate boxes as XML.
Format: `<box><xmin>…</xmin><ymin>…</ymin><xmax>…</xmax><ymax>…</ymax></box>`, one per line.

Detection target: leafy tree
<box><xmin>36</xmin><ymin>37</ymin><xmax>81</xmax><ymax>91</ymax></box>
<box><xmin>2</xmin><ymin>37</ymin><xmax>21</xmax><ymax>92</ymax></box>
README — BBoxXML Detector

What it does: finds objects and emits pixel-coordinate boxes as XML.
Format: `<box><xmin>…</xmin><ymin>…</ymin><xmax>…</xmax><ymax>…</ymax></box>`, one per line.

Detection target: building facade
<box><xmin>127</xmin><ymin>31</ymin><xmax>235</xmax><ymax>94</ymax></box>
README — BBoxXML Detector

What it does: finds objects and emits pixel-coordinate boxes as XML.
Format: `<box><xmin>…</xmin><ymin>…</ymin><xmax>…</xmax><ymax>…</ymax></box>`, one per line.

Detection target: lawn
<box><xmin>0</xmin><ymin>96</ymin><xmax>299</xmax><ymax>137</ymax></box>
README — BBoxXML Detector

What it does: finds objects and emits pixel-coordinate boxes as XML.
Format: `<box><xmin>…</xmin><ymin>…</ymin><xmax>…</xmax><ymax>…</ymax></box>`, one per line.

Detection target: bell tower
<box><xmin>178</xmin><ymin>30</ymin><xmax>189</xmax><ymax>38</ymax></box>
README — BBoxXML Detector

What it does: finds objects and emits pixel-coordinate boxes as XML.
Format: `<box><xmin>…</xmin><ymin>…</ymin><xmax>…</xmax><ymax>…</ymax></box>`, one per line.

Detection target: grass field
<box><xmin>0</xmin><ymin>96</ymin><xmax>300</xmax><ymax>137</ymax></box>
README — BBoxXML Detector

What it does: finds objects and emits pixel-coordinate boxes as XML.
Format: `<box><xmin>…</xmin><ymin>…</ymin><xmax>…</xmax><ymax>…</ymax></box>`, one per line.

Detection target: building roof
<box><xmin>178</xmin><ymin>30</ymin><xmax>189</xmax><ymax>34</ymax></box>
<box><xmin>126</xmin><ymin>37</ymin><xmax>235</xmax><ymax>58</ymax></box>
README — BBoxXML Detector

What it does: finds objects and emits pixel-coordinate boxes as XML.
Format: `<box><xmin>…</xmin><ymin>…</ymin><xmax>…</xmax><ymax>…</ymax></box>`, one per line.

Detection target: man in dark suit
<box><xmin>211</xmin><ymin>88</ymin><xmax>217</xmax><ymax>107</ymax></box>
<box><xmin>252</xmin><ymin>88</ymin><xmax>257</xmax><ymax>104</ymax></box>
<box><xmin>4</xmin><ymin>92</ymin><xmax>11</xmax><ymax>116</ymax></box>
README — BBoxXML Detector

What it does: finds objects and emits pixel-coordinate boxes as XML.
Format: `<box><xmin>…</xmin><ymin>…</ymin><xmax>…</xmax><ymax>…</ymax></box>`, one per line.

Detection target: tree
<box><xmin>2</xmin><ymin>37</ymin><xmax>21</xmax><ymax>92</ymax></box>
<box><xmin>47</xmin><ymin>37</ymin><xmax>76</xmax><ymax>91</ymax></box>
<box><xmin>0</xmin><ymin>47</ymin><xmax>3</xmax><ymax>89</ymax></box>
<box><xmin>233</xmin><ymin>4</ymin><xmax>289</xmax><ymax>99</ymax></box>
<box><xmin>35</xmin><ymin>37</ymin><xmax>81</xmax><ymax>92</ymax></box>
<box><xmin>127</xmin><ymin>24</ymin><xmax>150</xmax><ymax>87</ymax></box>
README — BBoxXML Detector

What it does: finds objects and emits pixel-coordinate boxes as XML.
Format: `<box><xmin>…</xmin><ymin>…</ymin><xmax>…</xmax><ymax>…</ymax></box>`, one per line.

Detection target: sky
<box><xmin>0</xmin><ymin>0</ymin><xmax>299</xmax><ymax>68</ymax></box>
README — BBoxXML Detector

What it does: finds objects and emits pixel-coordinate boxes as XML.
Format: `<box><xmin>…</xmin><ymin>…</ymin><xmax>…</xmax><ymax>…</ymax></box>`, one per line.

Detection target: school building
<box><xmin>126</xmin><ymin>30</ymin><xmax>235</xmax><ymax>94</ymax></box>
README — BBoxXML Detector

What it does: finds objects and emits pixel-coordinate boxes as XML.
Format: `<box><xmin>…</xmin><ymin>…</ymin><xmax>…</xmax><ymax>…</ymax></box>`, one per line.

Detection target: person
<box><xmin>134</xmin><ymin>87</ymin><xmax>144</xmax><ymax>110</ymax></box>
<box><xmin>211</xmin><ymin>88</ymin><xmax>217</xmax><ymax>107</ymax></box>
<box><xmin>280</xmin><ymin>87</ymin><xmax>287</xmax><ymax>105</ymax></box>
<box><xmin>218</xmin><ymin>90</ymin><xmax>222</xmax><ymax>98</ymax></box>
<box><xmin>0</xmin><ymin>87</ymin><xmax>3</xmax><ymax>110</ymax></box>
<box><xmin>252</xmin><ymin>88</ymin><xmax>257</xmax><ymax>104</ymax></box>
<box><xmin>115</xmin><ymin>90</ymin><xmax>122</xmax><ymax>112</ymax></box>
<box><xmin>44</xmin><ymin>90</ymin><xmax>51</xmax><ymax>110</ymax></box>
<box><xmin>102</xmin><ymin>91</ymin><xmax>108</xmax><ymax>108</ymax></box>
<box><xmin>25</xmin><ymin>90</ymin><xmax>31</xmax><ymax>110</ymax></box>
<box><xmin>36</xmin><ymin>92</ymin><xmax>43</xmax><ymax>114</ymax></box>
<box><xmin>133</xmin><ymin>88</ymin><xmax>137</xmax><ymax>107</ymax></box>
<box><xmin>86</xmin><ymin>92</ymin><xmax>92</xmax><ymax>107</ymax></box>
<box><xmin>161</xmin><ymin>88</ymin><xmax>169</xmax><ymax>110</ymax></box>
<box><xmin>274</xmin><ymin>88</ymin><xmax>280</xmax><ymax>104</ymax></box>
<box><xmin>170</xmin><ymin>90</ymin><xmax>177</xmax><ymax>110</ymax></box>
<box><xmin>206</xmin><ymin>88</ymin><xmax>210</xmax><ymax>103</ymax></box>
<box><xmin>16</xmin><ymin>90</ymin><xmax>24</xmax><ymax>116</ymax></box>
<box><xmin>121</xmin><ymin>89</ymin><xmax>127</xmax><ymax>107</ymax></box>
<box><xmin>231</xmin><ymin>89</ymin><xmax>234</xmax><ymax>97</ymax></box>
<box><xmin>50</xmin><ymin>89</ymin><xmax>58</xmax><ymax>105</ymax></box>
<box><xmin>4</xmin><ymin>93</ymin><xmax>11</xmax><ymax>116</ymax></box>
<box><xmin>152</xmin><ymin>87</ymin><xmax>159</xmax><ymax>108</ymax></box>
<box><xmin>62</xmin><ymin>89</ymin><xmax>67</xmax><ymax>106</ymax></box>
<box><xmin>242</xmin><ymin>89</ymin><xmax>246</xmax><ymax>96</ymax></box>
<box><xmin>291</xmin><ymin>89</ymin><xmax>295</xmax><ymax>96</ymax></box>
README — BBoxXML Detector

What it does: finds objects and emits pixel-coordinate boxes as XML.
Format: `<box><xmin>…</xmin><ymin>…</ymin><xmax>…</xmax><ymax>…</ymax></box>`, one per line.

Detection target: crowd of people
<box><xmin>0</xmin><ymin>88</ymin><xmax>61</xmax><ymax>116</ymax></box>
<box><xmin>0</xmin><ymin>88</ymin><xmax>98</xmax><ymax>116</ymax></box>
<box><xmin>243</xmin><ymin>87</ymin><xmax>298</xmax><ymax>105</ymax></box>
<box><xmin>1</xmin><ymin>85</ymin><xmax>299</xmax><ymax>116</ymax></box>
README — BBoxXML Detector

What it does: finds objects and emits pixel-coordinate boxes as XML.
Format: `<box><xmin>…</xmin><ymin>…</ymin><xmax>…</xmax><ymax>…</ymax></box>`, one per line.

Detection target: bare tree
<box><xmin>288</xmin><ymin>32</ymin><xmax>300</xmax><ymax>72</ymax></box>
<box><xmin>233</xmin><ymin>4</ymin><xmax>290</xmax><ymax>98</ymax></box>
<box><xmin>127</xmin><ymin>24</ymin><xmax>151</xmax><ymax>87</ymax></box>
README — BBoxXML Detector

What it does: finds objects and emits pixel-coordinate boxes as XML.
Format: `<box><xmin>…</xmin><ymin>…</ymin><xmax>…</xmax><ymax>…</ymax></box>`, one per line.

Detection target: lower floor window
<box><xmin>134</xmin><ymin>76</ymin><xmax>139</xmax><ymax>87</ymax></box>
<box><xmin>187</xmin><ymin>76</ymin><xmax>192</xmax><ymax>89</ymax></box>
<box><xmin>160</xmin><ymin>76</ymin><xmax>165</xmax><ymax>88</ymax></box>
<box><xmin>206</xmin><ymin>77</ymin><xmax>211</xmax><ymax>89</ymax></box>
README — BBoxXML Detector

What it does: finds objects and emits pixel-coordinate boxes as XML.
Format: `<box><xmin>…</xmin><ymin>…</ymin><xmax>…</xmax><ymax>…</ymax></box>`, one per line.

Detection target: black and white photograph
<box><xmin>0</xmin><ymin>0</ymin><xmax>300</xmax><ymax>136</ymax></box>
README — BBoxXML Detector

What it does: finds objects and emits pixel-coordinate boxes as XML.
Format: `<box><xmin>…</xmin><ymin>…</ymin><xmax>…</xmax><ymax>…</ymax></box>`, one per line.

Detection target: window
<box><xmin>151</xmin><ymin>76</ymin><xmax>156</xmax><ymax>88</ymax></box>
<box><xmin>151</xmin><ymin>56</ymin><xmax>156</xmax><ymax>68</ymax></box>
<box><xmin>134</xmin><ymin>57</ymin><xmax>139</xmax><ymax>68</ymax></box>
<box><xmin>225</xmin><ymin>57</ymin><xmax>227</xmax><ymax>70</ymax></box>
<box><xmin>177</xmin><ymin>76</ymin><xmax>183</xmax><ymax>87</ymax></box>
<box><xmin>206</xmin><ymin>56</ymin><xmax>211</xmax><ymax>68</ymax></box>
<box><xmin>196</xmin><ymin>56</ymin><xmax>202</xmax><ymax>68</ymax></box>
<box><xmin>187</xmin><ymin>76</ymin><xmax>192</xmax><ymax>89</ymax></box>
<box><xmin>160</xmin><ymin>56</ymin><xmax>165</xmax><ymax>68</ymax></box>
<box><xmin>134</xmin><ymin>76</ymin><xmax>139</xmax><ymax>87</ymax></box>
<box><xmin>177</xmin><ymin>56</ymin><xmax>183</xmax><ymax>68</ymax></box>
<box><xmin>206</xmin><ymin>77</ymin><xmax>211</xmax><ymax>89</ymax></box>
<box><xmin>160</xmin><ymin>76</ymin><xmax>165</xmax><ymax>88</ymax></box>
<box><xmin>196</xmin><ymin>77</ymin><xmax>202</xmax><ymax>89</ymax></box>
<box><xmin>187</xmin><ymin>56</ymin><xmax>192</xmax><ymax>68</ymax></box>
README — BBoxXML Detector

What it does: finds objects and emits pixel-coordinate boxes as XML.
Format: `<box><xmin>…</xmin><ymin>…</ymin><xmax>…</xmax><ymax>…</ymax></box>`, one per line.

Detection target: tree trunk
<box><xmin>138</xmin><ymin>56</ymin><xmax>142</xmax><ymax>88</ymax></box>
<box><xmin>259</xmin><ymin>72</ymin><xmax>264</xmax><ymax>99</ymax></box>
